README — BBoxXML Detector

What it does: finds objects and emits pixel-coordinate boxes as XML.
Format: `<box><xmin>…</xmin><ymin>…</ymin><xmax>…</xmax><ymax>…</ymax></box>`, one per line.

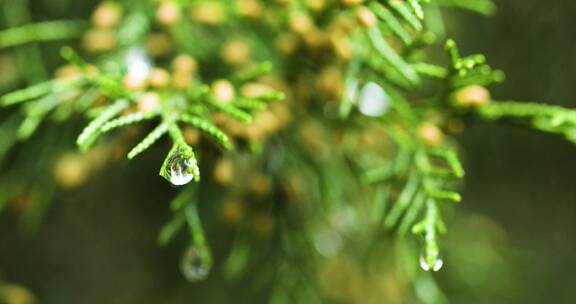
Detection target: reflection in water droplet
<box><xmin>168</xmin><ymin>152</ymin><xmax>196</xmax><ymax>186</ymax></box>
<box><xmin>358</xmin><ymin>82</ymin><xmax>390</xmax><ymax>117</ymax></box>
<box><xmin>180</xmin><ymin>246</ymin><xmax>211</xmax><ymax>282</ymax></box>
<box><xmin>419</xmin><ymin>254</ymin><xmax>443</xmax><ymax>272</ymax></box>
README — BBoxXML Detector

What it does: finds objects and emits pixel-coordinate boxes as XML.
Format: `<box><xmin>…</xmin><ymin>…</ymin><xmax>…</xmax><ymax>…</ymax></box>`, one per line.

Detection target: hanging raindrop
<box><xmin>166</xmin><ymin>150</ymin><xmax>197</xmax><ymax>186</ymax></box>
<box><xmin>180</xmin><ymin>245</ymin><xmax>212</xmax><ymax>282</ymax></box>
<box><xmin>358</xmin><ymin>82</ymin><xmax>390</xmax><ymax>117</ymax></box>
<box><xmin>419</xmin><ymin>252</ymin><xmax>444</xmax><ymax>272</ymax></box>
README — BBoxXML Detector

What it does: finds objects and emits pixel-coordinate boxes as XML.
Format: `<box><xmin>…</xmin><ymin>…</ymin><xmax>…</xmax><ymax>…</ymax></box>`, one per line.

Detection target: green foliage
<box><xmin>444</xmin><ymin>39</ymin><xmax>505</xmax><ymax>88</ymax></box>
<box><xmin>101</xmin><ymin>110</ymin><xmax>160</xmax><ymax>133</ymax></box>
<box><xmin>179</xmin><ymin>113</ymin><xmax>233</xmax><ymax>150</ymax></box>
<box><xmin>0</xmin><ymin>78</ymin><xmax>82</xmax><ymax>106</ymax></box>
<box><xmin>76</xmin><ymin>99</ymin><xmax>130</xmax><ymax>150</ymax></box>
<box><xmin>127</xmin><ymin>122</ymin><xmax>169</xmax><ymax>159</ymax></box>
<box><xmin>1</xmin><ymin>0</ymin><xmax>575</xmax><ymax>301</ymax></box>
<box><xmin>0</xmin><ymin>58</ymin><xmax>283</xmax><ymax>184</ymax></box>
<box><xmin>0</xmin><ymin>20</ymin><xmax>88</xmax><ymax>48</ymax></box>
<box><xmin>478</xmin><ymin>101</ymin><xmax>576</xmax><ymax>143</ymax></box>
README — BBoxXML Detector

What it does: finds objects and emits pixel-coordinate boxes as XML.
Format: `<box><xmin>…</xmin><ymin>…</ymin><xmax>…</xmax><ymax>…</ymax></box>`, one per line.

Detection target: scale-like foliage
<box><xmin>0</xmin><ymin>0</ymin><xmax>574</xmax><ymax>301</ymax></box>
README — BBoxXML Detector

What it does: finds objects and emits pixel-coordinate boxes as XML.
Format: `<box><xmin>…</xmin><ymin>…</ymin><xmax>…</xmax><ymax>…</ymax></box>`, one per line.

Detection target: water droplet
<box><xmin>314</xmin><ymin>228</ymin><xmax>343</xmax><ymax>257</ymax></box>
<box><xmin>125</xmin><ymin>47</ymin><xmax>151</xmax><ymax>81</ymax></box>
<box><xmin>419</xmin><ymin>253</ymin><xmax>443</xmax><ymax>272</ymax></box>
<box><xmin>180</xmin><ymin>246</ymin><xmax>211</xmax><ymax>282</ymax></box>
<box><xmin>167</xmin><ymin>151</ymin><xmax>197</xmax><ymax>186</ymax></box>
<box><xmin>358</xmin><ymin>82</ymin><xmax>390</xmax><ymax>117</ymax></box>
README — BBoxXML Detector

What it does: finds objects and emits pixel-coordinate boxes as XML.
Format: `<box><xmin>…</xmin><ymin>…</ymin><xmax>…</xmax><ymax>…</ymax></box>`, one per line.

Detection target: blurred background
<box><xmin>1</xmin><ymin>0</ymin><xmax>576</xmax><ymax>303</ymax></box>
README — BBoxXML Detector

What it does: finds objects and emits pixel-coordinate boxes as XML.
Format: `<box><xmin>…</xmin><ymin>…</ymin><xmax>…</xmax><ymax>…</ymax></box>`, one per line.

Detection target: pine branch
<box><xmin>388</xmin><ymin>0</ymin><xmax>423</xmax><ymax>31</ymax></box>
<box><xmin>366</xmin><ymin>26</ymin><xmax>420</xmax><ymax>85</ymax></box>
<box><xmin>157</xmin><ymin>184</ymin><xmax>212</xmax><ymax>281</ymax></box>
<box><xmin>178</xmin><ymin>113</ymin><xmax>233</xmax><ymax>150</ymax></box>
<box><xmin>127</xmin><ymin>122</ymin><xmax>169</xmax><ymax>159</ymax></box>
<box><xmin>0</xmin><ymin>20</ymin><xmax>88</xmax><ymax>48</ymax></box>
<box><xmin>76</xmin><ymin>99</ymin><xmax>130</xmax><ymax>151</ymax></box>
<box><xmin>477</xmin><ymin>100</ymin><xmax>576</xmax><ymax>143</ymax></box>
<box><xmin>0</xmin><ymin>78</ymin><xmax>82</xmax><ymax>106</ymax></box>
<box><xmin>101</xmin><ymin>111</ymin><xmax>161</xmax><ymax>133</ymax></box>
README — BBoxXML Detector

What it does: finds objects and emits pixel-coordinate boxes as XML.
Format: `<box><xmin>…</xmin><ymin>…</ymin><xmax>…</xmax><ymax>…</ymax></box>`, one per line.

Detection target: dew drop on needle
<box><xmin>180</xmin><ymin>245</ymin><xmax>211</xmax><ymax>282</ymax></box>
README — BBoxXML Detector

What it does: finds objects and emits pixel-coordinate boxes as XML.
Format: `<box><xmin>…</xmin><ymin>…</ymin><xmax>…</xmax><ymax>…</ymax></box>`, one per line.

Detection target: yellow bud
<box><xmin>54</xmin><ymin>65</ymin><xmax>82</xmax><ymax>80</ymax></box>
<box><xmin>156</xmin><ymin>1</ymin><xmax>181</xmax><ymax>26</ymax></box>
<box><xmin>221</xmin><ymin>39</ymin><xmax>251</xmax><ymax>66</ymax></box>
<box><xmin>137</xmin><ymin>92</ymin><xmax>161</xmax><ymax>112</ymax></box>
<box><xmin>211</xmin><ymin>79</ymin><xmax>236</xmax><ymax>102</ymax></box>
<box><xmin>451</xmin><ymin>85</ymin><xmax>491</xmax><ymax>108</ymax></box>
<box><xmin>356</xmin><ymin>6</ymin><xmax>377</xmax><ymax>28</ymax></box>
<box><xmin>148</xmin><ymin>68</ymin><xmax>171</xmax><ymax>88</ymax></box>
<box><xmin>172</xmin><ymin>54</ymin><xmax>198</xmax><ymax>74</ymax></box>
<box><xmin>91</xmin><ymin>2</ymin><xmax>122</xmax><ymax>28</ymax></box>
<box><xmin>307</xmin><ymin>0</ymin><xmax>327</xmax><ymax>11</ymax></box>
<box><xmin>418</xmin><ymin>123</ymin><xmax>444</xmax><ymax>147</ymax></box>
<box><xmin>290</xmin><ymin>13</ymin><xmax>314</xmax><ymax>34</ymax></box>
<box><xmin>235</xmin><ymin>0</ymin><xmax>264</xmax><ymax>19</ymax></box>
<box><xmin>82</xmin><ymin>29</ymin><xmax>117</xmax><ymax>53</ymax></box>
<box><xmin>189</xmin><ymin>2</ymin><xmax>226</xmax><ymax>25</ymax></box>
